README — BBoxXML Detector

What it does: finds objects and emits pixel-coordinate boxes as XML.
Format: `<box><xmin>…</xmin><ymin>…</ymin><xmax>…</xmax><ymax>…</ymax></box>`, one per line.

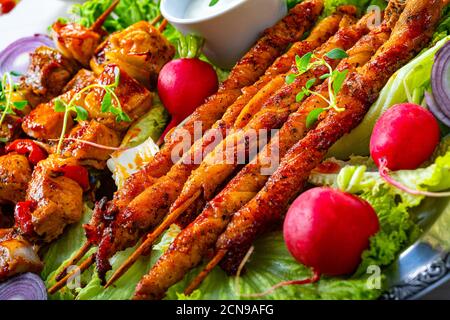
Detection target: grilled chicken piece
<box><xmin>22</xmin><ymin>65</ymin><xmax>152</xmax><ymax>141</ymax></box>
<box><xmin>63</xmin><ymin>69</ymin><xmax>97</xmax><ymax>92</ymax></box>
<box><xmin>0</xmin><ymin>153</ymin><xmax>32</xmax><ymax>205</ymax></box>
<box><xmin>52</xmin><ymin>21</ymin><xmax>104</xmax><ymax>67</ymax></box>
<box><xmin>22</xmin><ymin>69</ymin><xmax>97</xmax><ymax>140</ymax></box>
<box><xmin>0</xmin><ymin>230</ymin><xmax>43</xmax><ymax>281</ymax></box>
<box><xmin>83</xmin><ymin>64</ymin><xmax>153</xmax><ymax>132</ymax></box>
<box><xmin>26</xmin><ymin>156</ymin><xmax>84</xmax><ymax>242</ymax></box>
<box><xmin>20</xmin><ymin>46</ymin><xmax>79</xmax><ymax>107</ymax></box>
<box><xmin>0</xmin><ymin>115</ymin><xmax>24</xmax><ymax>143</ymax></box>
<box><xmin>133</xmin><ymin>0</ymin><xmax>444</xmax><ymax>299</ymax></box>
<box><xmin>63</xmin><ymin>120</ymin><xmax>121</xmax><ymax>165</ymax></box>
<box><xmin>51</xmin><ymin>0</ymin><xmax>119</xmax><ymax>67</ymax></box>
<box><xmin>91</xmin><ymin>21</ymin><xmax>175</xmax><ymax>89</ymax></box>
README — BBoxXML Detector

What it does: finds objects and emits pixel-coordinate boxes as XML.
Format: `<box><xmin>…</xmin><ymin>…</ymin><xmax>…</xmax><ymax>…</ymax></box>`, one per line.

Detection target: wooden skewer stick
<box><xmin>150</xmin><ymin>14</ymin><xmax>163</xmax><ymax>26</ymax></box>
<box><xmin>159</xmin><ymin>19</ymin><xmax>169</xmax><ymax>33</ymax></box>
<box><xmin>54</xmin><ymin>242</ymin><xmax>93</xmax><ymax>282</ymax></box>
<box><xmin>184</xmin><ymin>249</ymin><xmax>228</xmax><ymax>296</ymax></box>
<box><xmin>104</xmin><ymin>190</ymin><xmax>202</xmax><ymax>288</ymax></box>
<box><xmin>48</xmin><ymin>254</ymin><xmax>95</xmax><ymax>295</ymax></box>
<box><xmin>90</xmin><ymin>0</ymin><xmax>121</xmax><ymax>32</ymax></box>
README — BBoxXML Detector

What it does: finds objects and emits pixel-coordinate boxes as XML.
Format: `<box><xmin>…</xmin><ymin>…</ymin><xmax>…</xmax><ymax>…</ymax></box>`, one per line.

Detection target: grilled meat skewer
<box><xmin>98</xmin><ymin>10</ymin><xmax>353</xmax><ymax>284</ymax></box>
<box><xmin>97</xmin><ymin>0</ymin><xmax>324</xmax><ymax>229</ymax></box>
<box><xmin>133</xmin><ymin>0</ymin><xmax>444</xmax><ymax>299</ymax></box>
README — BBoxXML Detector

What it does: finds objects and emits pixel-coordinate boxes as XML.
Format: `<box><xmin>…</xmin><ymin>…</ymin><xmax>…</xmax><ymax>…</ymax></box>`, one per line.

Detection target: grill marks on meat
<box><xmin>0</xmin><ymin>230</ymin><xmax>43</xmax><ymax>281</ymax></box>
<box><xmin>91</xmin><ymin>21</ymin><xmax>176</xmax><ymax>89</ymax></box>
<box><xmin>20</xmin><ymin>46</ymin><xmax>80</xmax><ymax>107</ymax></box>
<box><xmin>26</xmin><ymin>156</ymin><xmax>84</xmax><ymax>242</ymax></box>
<box><xmin>92</xmin><ymin>1</ymin><xmax>332</xmax><ymax>279</ymax></box>
<box><xmin>168</xmin><ymin>11</ymin><xmax>374</xmax><ymax>228</ymax></box>
<box><xmin>100</xmin><ymin>0</ymin><xmax>325</xmax><ymax>224</ymax></box>
<box><xmin>52</xmin><ymin>21</ymin><xmax>104</xmax><ymax>67</ymax></box>
<box><xmin>22</xmin><ymin>65</ymin><xmax>152</xmax><ymax>157</ymax></box>
<box><xmin>0</xmin><ymin>154</ymin><xmax>32</xmax><ymax>205</ymax></box>
<box><xmin>22</xmin><ymin>69</ymin><xmax>97</xmax><ymax>140</ymax></box>
<box><xmin>133</xmin><ymin>0</ymin><xmax>444</xmax><ymax>300</ymax></box>
<box><xmin>213</xmin><ymin>0</ymin><xmax>445</xmax><ymax>276</ymax></box>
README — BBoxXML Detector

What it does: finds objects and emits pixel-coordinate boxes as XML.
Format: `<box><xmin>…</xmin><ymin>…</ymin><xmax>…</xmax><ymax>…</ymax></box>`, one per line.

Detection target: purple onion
<box><xmin>429</xmin><ymin>41</ymin><xmax>450</xmax><ymax>126</ymax></box>
<box><xmin>0</xmin><ymin>273</ymin><xmax>47</xmax><ymax>300</ymax></box>
<box><xmin>425</xmin><ymin>91</ymin><xmax>450</xmax><ymax>127</ymax></box>
<box><xmin>0</xmin><ymin>34</ymin><xmax>54</xmax><ymax>76</ymax></box>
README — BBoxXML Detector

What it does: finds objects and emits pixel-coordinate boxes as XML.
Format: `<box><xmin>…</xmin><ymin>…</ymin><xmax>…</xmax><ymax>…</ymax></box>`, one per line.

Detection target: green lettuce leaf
<box><xmin>165</xmin><ymin>232</ymin><xmax>382</xmax><ymax>300</ymax></box>
<box><xmin>120</xmin><ymin>102</ymin><xmax>169</xmax><ymax>149</ymax></box>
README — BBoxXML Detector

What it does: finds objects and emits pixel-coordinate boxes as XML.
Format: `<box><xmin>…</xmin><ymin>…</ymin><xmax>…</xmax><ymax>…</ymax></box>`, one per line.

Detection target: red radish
<box><xmin>238</xmin><ymin>188</ymin><xmax>379</xmax><ymax>298</ymax></box>
<box><xmin>370</xmin><ymin>103</ymin><xmax>440</xmax><ymax>171</ymax></box>
<box><xmin>157</xmin><ymin>36</ymin><xmax>219</xmax><ymax>144</ymax></box>
<box><xmin>370</xmin><ymin>103</ymin><xmax>450</xmax><ymax>197</ymax></box>
<box><xmin>283</xmin><ymin>187</ymin><xmax>379</xmax><ymax>277</ymax></box>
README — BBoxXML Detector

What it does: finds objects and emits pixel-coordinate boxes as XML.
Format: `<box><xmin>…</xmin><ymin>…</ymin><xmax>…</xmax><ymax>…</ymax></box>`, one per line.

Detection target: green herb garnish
<box><xmin>0</xmin><ymin>72</ymin><xmax>28</xmax><ymax>128</ymax></box>
<box><xmin>209</xmin><ymin>0</ymin><xmax>220</xmax><ymax>6</ymax></box>
<box><xmin>54</xmin><ymin>68</ymin><xmax>130</xmax><ymax>154</ymax></box>
<box><xmin>286</xmin><ymin>48</ymin><xmax>349</xmax><ymax>128</ymax></box>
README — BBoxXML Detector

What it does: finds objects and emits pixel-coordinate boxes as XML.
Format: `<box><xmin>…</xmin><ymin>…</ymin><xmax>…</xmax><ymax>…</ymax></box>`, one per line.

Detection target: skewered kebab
<box><xmin>20</xmin><ymin>0</ymin><xmax>120</xmax><ymax>107</ymax></box>
<box><xmin>19</xmin><ymin>47</ymin><xmax>80</xmax><ymax>108</ymax></box>
<box><xmin>0</xmin><ymin>7</ymin><xmax>173</xmax><ymax>284</ymax></box>
<box><xmin>22</xmin><ymin>69</ymin><xmax>97</xmax><ymax>140</ymax></box>
<box><xmin>132</xmin><ymin>0</ymin><xmax>443</xmax><ymax>299</ymax></box>
<box><xmin>51</xmin><ymin>0</ymin><xmax>120</xmax><ymax>67</ymax></box>
<box><xmin>0</xmin><ymin>153</ymin><xmax>32</xmax><ymax>205</ymax></box>
<box><xmin>145</xmin><ymin>0</ymin><xmax>442</xmax><ymax>299</ymax></box>
<box><xmin>0</xmin><ymin>64</ymin><xmax>152</xmax><ymax>282</ymax></box>
<box><xmin>102</xmin><ymin>10</ymin><xmax>364</xmax><ymax>287</ymax></box>
<box><xmin>91</xmin><ymin>20</ymin><xmax>175</xmax><ymax>89</ymax></box>
<box><xmin>51</xmin><ymin>0</ymin><xmax>324</xmax><ymax>285</ymax></box>
<box><xmin>0</xmin><ymin>2</ymin><xmax>120</xmax><ymax>142</ymax></box>
<box><xmin>95</xmin><ymin>0</ymin><xmax>325</xmax><ymax>229</ymax></box>
<box><xmin>113</xmin><ymin>10</ymin><xmax>375</xmax><ymax>277</ymax></box>
<box><xmin>0</xmin><ymin>229</ymin><xmax>43</xmax><ymax>280</ymax></box>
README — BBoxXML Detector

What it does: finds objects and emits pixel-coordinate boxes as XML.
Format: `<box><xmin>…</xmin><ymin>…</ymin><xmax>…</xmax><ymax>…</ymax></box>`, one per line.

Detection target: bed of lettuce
<box><xmin>41</xmin><ymin>0</ymin><xmax>450</xmax><ymax>300</ymax></box>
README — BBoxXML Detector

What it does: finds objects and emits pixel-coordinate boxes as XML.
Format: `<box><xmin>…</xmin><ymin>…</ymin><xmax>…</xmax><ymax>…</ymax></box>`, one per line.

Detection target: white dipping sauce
<box><xmin>184</xmin><ymin>0</ymin><xmax>245</xmax><ymax>19</ymax></box>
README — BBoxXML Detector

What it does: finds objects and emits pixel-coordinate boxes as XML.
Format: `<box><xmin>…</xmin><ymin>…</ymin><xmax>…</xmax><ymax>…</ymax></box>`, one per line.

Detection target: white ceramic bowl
<box><xmin>161</xmin><ymin>0</ymin><xmax>287</xmax><ymax>69</ymax></box>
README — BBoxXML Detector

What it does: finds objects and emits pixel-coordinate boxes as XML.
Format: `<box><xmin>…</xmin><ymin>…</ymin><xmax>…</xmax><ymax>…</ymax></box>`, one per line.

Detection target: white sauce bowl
<box><xmin>161</xmin><ymin>0</ymin><xmax>287</xmax><ymax>69</ymax></box>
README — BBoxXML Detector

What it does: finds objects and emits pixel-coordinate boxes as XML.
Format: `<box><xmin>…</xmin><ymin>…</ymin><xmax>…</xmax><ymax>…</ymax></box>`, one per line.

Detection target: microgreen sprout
<box><xmin>54</xmin><ymin>68</ymin><xmax>130</xmax><ymax>154</ymax></box>
<box><xmin>0</xmin><ymin>72</ymin><xmax>28</xmax><ymax>128</ymax></box>
<box><xmin>286</xmin><ymin>48</ymin><xmax>350</xmax><ymax>128</ymax></box>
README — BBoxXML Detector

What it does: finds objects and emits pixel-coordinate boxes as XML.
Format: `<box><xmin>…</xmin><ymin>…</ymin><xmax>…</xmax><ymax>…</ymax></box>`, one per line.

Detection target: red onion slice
<box><xmin>0</xmin><ymin>273</ymin><xmax>47</xmax><ymax>300</ymax></box>
<box><xmin>425</xmin><ymin>91</ymin><xmax>450</xmax><ymax>127</ymax></box>
<box><xmin>0</xmin><ymin>34</ymin><xmax>54</xmax><ymax>76</ymax></box>
<box><xmin>430</xmin><ymin>41</ymin><xmax>450</xmax><ymax>124</ymax></box>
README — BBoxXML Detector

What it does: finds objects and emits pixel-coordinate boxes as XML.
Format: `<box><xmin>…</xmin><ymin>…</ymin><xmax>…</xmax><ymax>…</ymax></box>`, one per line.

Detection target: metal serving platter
<box><xmin>383</xmin><ymin>197</ymin><xmax>450</xmax><ymax>299</ymax></box>
<box><xmin>1</xmin><ymin>0</ymin><xmax>449</xmax><ymax>300</ymax></box>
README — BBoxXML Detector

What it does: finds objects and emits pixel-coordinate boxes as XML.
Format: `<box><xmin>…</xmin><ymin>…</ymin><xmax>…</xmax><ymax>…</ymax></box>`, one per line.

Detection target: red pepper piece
<box><xmin>0</xmin><ymin>0</ymin><xmax>16</xmax><ymax>14</ymax></box>
<box><xmin>5</xmin><ymin>139</ymin><xmax>47</xmax><ymax>165</ymax></box>
<box><xmin>58</xmin><ymin>165</ymin><xmax>90</xmax><ymax>191</ymax></box>
<box><xmin>14</xmin><ymin>201</ymin><xmax>36</xmax><ymax>236</ymax></box>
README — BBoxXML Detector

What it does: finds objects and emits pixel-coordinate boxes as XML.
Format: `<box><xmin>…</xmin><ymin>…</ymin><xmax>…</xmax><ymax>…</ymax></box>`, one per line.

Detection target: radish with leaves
<box><xmin>370</xmin><ymin>103</ymin><xmax>450</xmax><ymax>197</ymax></box>
<box><xmin>157</xmin><ymin>35</ymin><xmax>219</xmax><ymax>144</ymax></box>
